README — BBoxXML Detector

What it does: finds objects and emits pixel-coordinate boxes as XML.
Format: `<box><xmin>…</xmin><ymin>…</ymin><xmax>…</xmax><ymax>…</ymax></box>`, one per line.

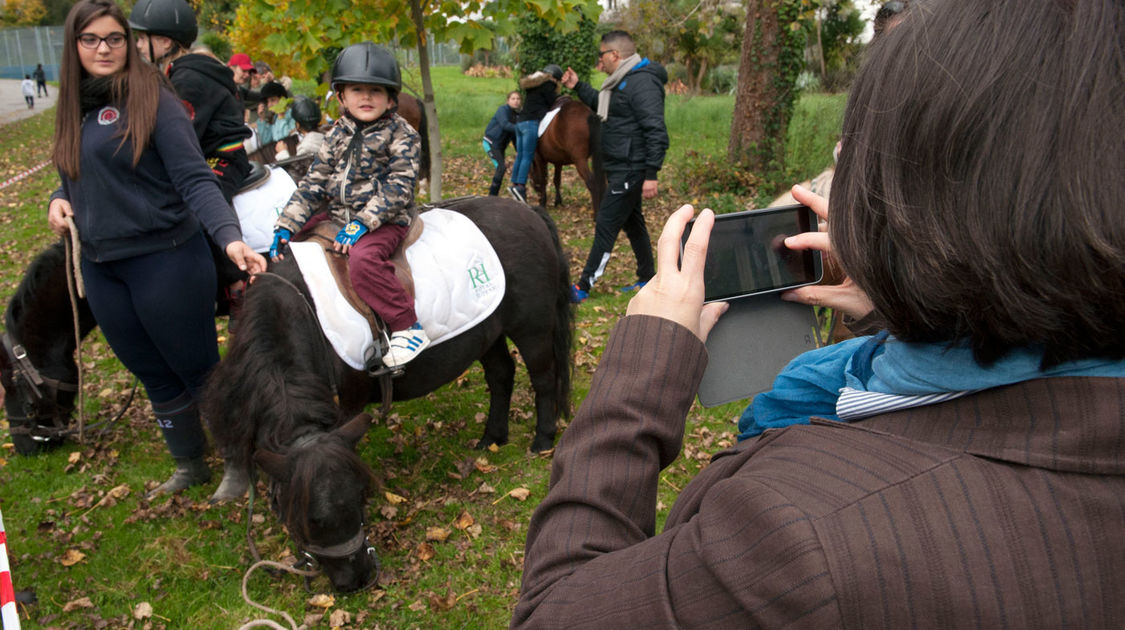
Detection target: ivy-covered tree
<box><xmin>514</xmin><ymin>9</ymin><xmax>600</xmax><ymax>86</ymax></box>
<box><xmin>227</xmin><ymin>0</ymin><xmax>602</xmax><ymax>200</ymax></box>
<box><xmin>728</xmin><ymin>0</ymin><xmax>806</xmax><ymax>193</ymax></box>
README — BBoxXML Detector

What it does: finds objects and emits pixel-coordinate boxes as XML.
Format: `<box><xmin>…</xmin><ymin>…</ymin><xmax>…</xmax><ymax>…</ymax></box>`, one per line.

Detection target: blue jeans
<box><xmin>511</xmin><ymin>119</ymin><xmax>540</xmax><ymax>186</ymax></box>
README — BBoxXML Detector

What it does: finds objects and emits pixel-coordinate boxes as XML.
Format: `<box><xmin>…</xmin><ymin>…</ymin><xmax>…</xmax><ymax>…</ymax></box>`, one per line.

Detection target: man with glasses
<box><xmin>561</xmin><ymin>30</ymin><xmax>668</xmax><ymax>303</ymax></box>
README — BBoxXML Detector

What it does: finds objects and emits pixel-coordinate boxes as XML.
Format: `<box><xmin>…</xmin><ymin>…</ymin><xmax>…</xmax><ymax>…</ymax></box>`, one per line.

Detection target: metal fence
<box><xmin>0</xmin><ymin>26</ymin><xmax>64</xmax><ymax>80</ymax></box>
<box><xmin>0</xmin><ymin>27</ymin><xmax>509</xmax><ymax>79</ymax></box>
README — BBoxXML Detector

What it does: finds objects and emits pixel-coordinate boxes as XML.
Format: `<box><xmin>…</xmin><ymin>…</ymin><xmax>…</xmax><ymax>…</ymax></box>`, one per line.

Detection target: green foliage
<box><xmin>803</xmin><ymin>0</ymin><xmax>866</xmax><ymax>91</ymax></box>
<box><xmin>616</xmin><ymin>0</ymin><xmax>745</xmax><ymax>94</ymax></box>
<box><xmin>198</xmin><ymin>31</ymin><xmax>231</xmax><ymax>62</ymax></box>
<box><xmin>513</xmin><ymin>9</ymin><xmax>600</xmax><ymax>84</ymax></box>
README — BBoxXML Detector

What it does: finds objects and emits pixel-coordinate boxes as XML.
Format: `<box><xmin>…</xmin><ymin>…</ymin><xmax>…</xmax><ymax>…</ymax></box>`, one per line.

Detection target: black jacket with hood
<box><xmin>166</xmin><ymin>53</ymin><xmax>251</xmax><ymax>157</ymax></box>
<box><xmin>575</xmin><ymin>60</ymin><xmax>669</xmax><ymax>180</ymax></box>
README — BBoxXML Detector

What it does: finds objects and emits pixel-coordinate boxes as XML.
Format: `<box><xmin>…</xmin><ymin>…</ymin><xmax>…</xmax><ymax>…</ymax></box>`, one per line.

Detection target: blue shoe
<box><xmin>569</xmin><ymin>284</ymin><xmax>588</xmax><ymax>304</ymax></box>
<box><xmin>618</xmin><ymin>281</ymin><xmax>648</xmax><ymax>293</ymax></box>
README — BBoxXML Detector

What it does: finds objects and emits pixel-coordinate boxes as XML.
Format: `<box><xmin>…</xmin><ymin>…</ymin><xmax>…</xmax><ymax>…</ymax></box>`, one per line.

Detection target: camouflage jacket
<box><xmin>277</xmin><ymin>111</ymin><xmax>420</xmax><ymax>234</ymax></box>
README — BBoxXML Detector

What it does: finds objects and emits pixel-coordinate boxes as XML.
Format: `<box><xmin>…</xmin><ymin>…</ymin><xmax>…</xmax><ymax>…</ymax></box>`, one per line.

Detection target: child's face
<box><xmin>338</xmin><ymin>84</ymin><xmax>391</xmax><ymax>122</ymax></box>
<box><xmin>507</xmin><ymin>93</ymin><xmax>522</xmax><ymax>109</ymax></box>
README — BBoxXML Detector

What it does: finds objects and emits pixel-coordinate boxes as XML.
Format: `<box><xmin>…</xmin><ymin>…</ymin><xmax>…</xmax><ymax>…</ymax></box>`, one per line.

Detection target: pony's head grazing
<box><xmin>255</xmin><ymin>412</ymin><xmax>380</xmax><ymax>593</ymax></box>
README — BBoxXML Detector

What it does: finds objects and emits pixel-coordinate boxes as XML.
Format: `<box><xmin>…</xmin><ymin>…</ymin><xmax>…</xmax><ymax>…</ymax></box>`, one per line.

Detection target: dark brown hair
<box><xmin>53</xmin><ymin>0</ymin><xmax>165</xmax><ymax>179</ymax></box>
<box><xmin>831</xmin><ymin>0</ymin><xmax>1125</xmax><ymax>367</ymax></box>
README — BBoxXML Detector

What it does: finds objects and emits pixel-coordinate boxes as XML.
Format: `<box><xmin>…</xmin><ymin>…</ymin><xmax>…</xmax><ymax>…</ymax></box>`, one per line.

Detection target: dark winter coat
<box><xmin>166</xmin><ymin>53</ymin><xmax>252</xmax><ymax>158</ymax></box>
<box><xmin>575</xmin><ymin>60</ymin><xmax>669</xmax><ymax>179</ymax></box>
<box><xmin>484</xmin><ymin>103</ymin><xmax>518</xmax><ymax>152</ymax></box>
<box><xmin>518</xmin><ymin>73</ymin><xmax>559</xmax><ymax>122</ymax></box>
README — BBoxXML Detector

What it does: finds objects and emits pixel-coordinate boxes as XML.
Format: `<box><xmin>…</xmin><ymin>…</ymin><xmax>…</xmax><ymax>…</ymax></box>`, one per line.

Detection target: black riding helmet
<box><xmin>128</xmin><ymin>0</ymin><xmax>198</xmax><ymax>50</ymax></box>
<box><xmin>260</xmin><ymin>81</ymin><xmax>288</xmax><ymax>101</ymax></box>
<box><xmin>331</xmin><ymin>42</ymin><xmax>401</xmax><ymax>95</ymax></box>
<box><xmin>543</xmin><ymin>64</ymin><xmax>563</xmax><ymax>80</ymax></box>
<box><xmin>291</xmin><ymin>96</ymin><xmax>321</xmax><ymax>129</ymax></box>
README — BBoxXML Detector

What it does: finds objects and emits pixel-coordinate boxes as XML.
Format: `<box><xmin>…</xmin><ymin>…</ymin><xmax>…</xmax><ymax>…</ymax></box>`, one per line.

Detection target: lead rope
<box><xmin>236</xmin><ymin>559</ymin><xmax>320</xmax><ymax>630</ymax></box>
<box><xmin>62</xmin><ymin>217</ymin><xmax>85</xmax><ymax>443</ymax></box>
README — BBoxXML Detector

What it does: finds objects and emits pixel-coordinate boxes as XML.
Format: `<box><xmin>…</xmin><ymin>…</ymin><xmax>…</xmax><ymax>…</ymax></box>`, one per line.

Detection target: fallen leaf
<box><xmin>59</xmin><ymin>548</ymin><xmax>86</xmax><ymax>566</ymax></box>
<box><xmin>416</xmin><ymin>542</ymin><xmax>435</xmax><ymax>561</ymax></box>
<box><xmin>408</xmin><ymin>599</ymin><xmax>426</xmax><ymax>612</ymax></box>
<box><xmin>428</xmin><ymin>589</ymin><xmax>457</xmax><ymax>611</ymax></box>
<box><xmin>67</xmin><ymin>451</ymin><xmax>81</xmax><ymax>464</ymax></box>
<box><xmin>425</xmin><ymin>527</ymin><xmax>450</xmax><ymax>542</ymax></box>
<box><xmin>308</xmin><ymin>593</ymin><xmax>335</xmax><ymax>608</ymax></box>
<box><xmin>384</xmin><ymin>491</ymin><xmax>406</xmax><ymax>505</ymax></box>
<box><xmin>467</xmin><ymin>523</ymin><xmax>482</xmax><ymax>538</ymax></box>
<box><xmin>474</xmin><ymin>457</ymin><xmax>496</xmax><ymax>474</ymax></box>
<box><xmin>380</xmin><ymin>505</ymin><xmax>398</xmax><ymax>520</ymax></box>
<box><xmin>476</xmin><ymin>482</ymin><xmax>495</xmax><ymax>494</ymax></box>
<box><xmin>508</xmin><ymin>487</ymin><xmax>531</xmax><ymax>501</ymax></box>
<box><xmin>63</xmin><ymin>596</ymin><xmax>93</xmax><ymax>611</ymax></box>
<box><xmin>488</xmin><ymin>443</ymin><xmax>500</xmax><ymax>453</ymax></box>
<box><xmin>453</xmin><ymin>510</ymin><xmax>474</xmax><ymax>530</ymax></box>
<box><xmin>329</xmin><ymin>608</ymin><xmax>351</xmax><ymax>627</ymax></box>
<box><xmin>133</xmin><ymin>602</ymin><xmax>153</xmax><ymax>620</ymax></box>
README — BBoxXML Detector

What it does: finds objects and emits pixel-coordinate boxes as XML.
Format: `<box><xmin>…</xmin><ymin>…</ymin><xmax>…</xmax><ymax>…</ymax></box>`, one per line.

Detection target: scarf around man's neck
<box><xmin>597</xmin><ymin>53</ymin><xmax>642</xmax><ymax>121</ymax></box>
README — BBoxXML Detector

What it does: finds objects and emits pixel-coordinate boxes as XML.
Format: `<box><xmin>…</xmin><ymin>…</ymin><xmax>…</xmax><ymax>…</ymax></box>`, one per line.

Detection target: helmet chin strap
<box><xmin>144</xmin><ymin>36</ymin><xmax>180</xmax><ymax>70</ymax></box>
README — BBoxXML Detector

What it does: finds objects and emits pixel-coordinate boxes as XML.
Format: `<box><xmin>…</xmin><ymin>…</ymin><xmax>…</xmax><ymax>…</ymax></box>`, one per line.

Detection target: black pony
<box><xmin>0</xmin><ymin>242</ymin><xmax>97</xmax><ymax>454</ymax></box>
<box><xmin>201</xmin><ymin>196</ymin><xmax>573</xmax><ymax>592</ymax></box>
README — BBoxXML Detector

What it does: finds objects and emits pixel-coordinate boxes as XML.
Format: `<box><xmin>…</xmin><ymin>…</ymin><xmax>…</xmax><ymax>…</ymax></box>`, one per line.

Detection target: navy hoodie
<box><xmin>51</xmin><ymin>88</ymin><xmax>242</xmax><ymax>262</ymax></box>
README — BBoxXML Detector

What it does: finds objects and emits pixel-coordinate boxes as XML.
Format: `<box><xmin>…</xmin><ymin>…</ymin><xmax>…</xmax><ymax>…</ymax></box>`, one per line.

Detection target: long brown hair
<box><xmin>53</xmin><ymin>0</ymin><xmax>164</xmax><ymax>179</ymax></box>
<box><xmin>831</xmin><ymin>0</ymin><xmax>1125</xmax><ymax>367</ymax></box>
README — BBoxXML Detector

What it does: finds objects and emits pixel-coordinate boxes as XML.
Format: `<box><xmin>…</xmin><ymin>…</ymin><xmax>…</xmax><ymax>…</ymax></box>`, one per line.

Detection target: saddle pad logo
<box><xmin>97</xmin><ymin>106</ymin><xmax>119</xmax><ymax>125</ymax></box>
<box><xmin>467</xmin><ymin>255</ymin><xmax>499</xmax><ymax>300</ymax></box>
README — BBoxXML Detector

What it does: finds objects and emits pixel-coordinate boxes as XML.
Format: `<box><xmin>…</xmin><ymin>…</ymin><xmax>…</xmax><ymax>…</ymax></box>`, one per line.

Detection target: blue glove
<box><xmin>270</xmin><ymin>228</ymin><xmax>292</xmax><ymax>259</ymax></box>
<box><xmin>334</xmin><ymin>220</ymin><xmax>369</xmax><ymax>248</ymax></box>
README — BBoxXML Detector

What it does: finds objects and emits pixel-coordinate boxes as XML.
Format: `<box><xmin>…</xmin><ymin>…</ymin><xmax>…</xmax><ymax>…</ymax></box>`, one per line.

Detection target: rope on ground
<box><xmin>63</xmin><ymin>216</ymin><xmax>85</xmax><ymax>442</ymax></box>
<box><xmin>237</xmin><ymin>560</ymin><xmax>321</xmax><ymax>630</ymax></box>
<box><xmin>0</xmin><ymin>160</ymin><xmax>50</xmax><ymax>192</ymax></box>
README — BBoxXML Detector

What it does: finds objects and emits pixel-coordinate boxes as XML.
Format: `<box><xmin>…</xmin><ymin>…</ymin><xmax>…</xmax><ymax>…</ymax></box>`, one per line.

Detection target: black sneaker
<box><xmin>508</xmin><ymin>185</ymin><xmax>526</xmax><ymax>203</ymax></box>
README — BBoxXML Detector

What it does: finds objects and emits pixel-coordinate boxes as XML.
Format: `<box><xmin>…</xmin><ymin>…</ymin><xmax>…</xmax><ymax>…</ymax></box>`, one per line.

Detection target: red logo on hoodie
<box><xmin>97</xmin><ymin>106</ymin><xmax>119</xmax><ymax>125</ymax></box>
<box><xmin>181</xmin><ymin>99</ymin><xmax>196</xmax><ymax>121</ymax></box>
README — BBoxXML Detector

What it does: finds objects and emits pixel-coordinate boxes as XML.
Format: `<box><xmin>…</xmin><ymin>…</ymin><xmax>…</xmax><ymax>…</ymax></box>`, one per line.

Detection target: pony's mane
<box><xmin>4</xmin><ymin>242</ymin><xmax>66</xmax><ymax>332</ymax></box>
<box><xmin>202</xmin><ymin>266</ymin><xmax>343</xmax><ymax>460</ymax></box>
<box><xmin>283</xmin><ymin>439</ymin><xmax>375</xmax><ymax>544</ymax></box>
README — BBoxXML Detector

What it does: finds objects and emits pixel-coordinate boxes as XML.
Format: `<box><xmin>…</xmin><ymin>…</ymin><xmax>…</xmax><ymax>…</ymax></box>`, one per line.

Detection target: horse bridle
<box><xmin>1</xmin><ymin>331</ymin><xmax>78</xmax><ymax>440</ymax></box>
<box><xmin>267</xmin><ymin>431</ymin><xmax>379</xmax><ymax>589</ymax></box>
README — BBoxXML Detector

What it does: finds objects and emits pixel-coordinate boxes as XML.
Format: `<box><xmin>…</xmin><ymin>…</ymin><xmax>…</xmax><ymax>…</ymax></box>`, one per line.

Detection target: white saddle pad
<box><xmin>538</xmin><ymin>107</ymin><xmax>561</xmax><ymax>137</ymax></box>
<box><xmin>233</xmin><ymin>166</ymin><xmax>298</xmax><ymax>253</ymax></box>
<box><xmin>288</xmin><ymin>208</ymin><xmax>506</xmax><ymax>370</ymax></box>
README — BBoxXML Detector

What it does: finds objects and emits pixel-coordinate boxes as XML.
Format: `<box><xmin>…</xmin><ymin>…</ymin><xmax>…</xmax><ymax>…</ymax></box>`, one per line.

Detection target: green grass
<box><xmin>0</xmin><ymin>70</ymin><xmax>844</xmax><ymax>628</ymax></box>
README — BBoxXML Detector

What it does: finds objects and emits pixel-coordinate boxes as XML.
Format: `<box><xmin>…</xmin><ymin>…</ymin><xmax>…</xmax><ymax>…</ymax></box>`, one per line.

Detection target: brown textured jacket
<box><xmin>514</xmin><ymin>315</ymin><xmax>1125</xmax><ymax>629</ymax></box>
<box><xmin>276</xmin><ymin>111</ymin><xmax>419</xmax><ymax>234</ymax></box>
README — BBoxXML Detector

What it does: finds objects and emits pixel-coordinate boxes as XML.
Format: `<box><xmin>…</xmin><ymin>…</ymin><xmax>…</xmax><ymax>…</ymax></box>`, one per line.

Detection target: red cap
<box><xmin>227</xmin><ymin>53</ymin><xmax>254</xmax><ymax>71</ymax></box>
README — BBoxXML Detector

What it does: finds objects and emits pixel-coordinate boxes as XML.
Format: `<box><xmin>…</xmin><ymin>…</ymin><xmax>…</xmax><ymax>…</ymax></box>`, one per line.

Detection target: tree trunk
<box><xmin>694</xmin><ymin>59</ymin><xmax>708</xmax><ymax>95</ymax></box>
<box><xmin>409</xmin><ymin>0</ymin><xmax>443</xmax><ymax>201</ymax></box>
<box><xmin>728</xmin><ymin>0</ymin><xmax>802</xmax><ymax>183</ymax></box>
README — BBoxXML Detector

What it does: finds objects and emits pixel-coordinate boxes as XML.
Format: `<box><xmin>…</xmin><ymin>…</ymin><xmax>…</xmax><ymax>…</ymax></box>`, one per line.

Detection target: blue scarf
<box><xmin>737</xmin><ymin>332</ymin><xmax>1125</xmax><ymax>440</ymax></box>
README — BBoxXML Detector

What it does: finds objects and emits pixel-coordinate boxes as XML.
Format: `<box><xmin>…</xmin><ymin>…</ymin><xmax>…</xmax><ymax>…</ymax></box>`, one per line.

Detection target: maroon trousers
<box><xmin>349</xmin><ymin>223</ymin><xmax>416</xmax><ymax>332</ymax></box>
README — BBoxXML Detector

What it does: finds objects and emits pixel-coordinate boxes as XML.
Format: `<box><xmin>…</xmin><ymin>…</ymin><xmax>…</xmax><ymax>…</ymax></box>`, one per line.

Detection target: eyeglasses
<box><xmin>597</xmin><ymin>49</ymin><xmax>616</xmax><ymax>59</ymax></box>
<box><xmin>77</xmin><ymin>33</ymin><xmax>128</xmax><ymax>50</ymax></box>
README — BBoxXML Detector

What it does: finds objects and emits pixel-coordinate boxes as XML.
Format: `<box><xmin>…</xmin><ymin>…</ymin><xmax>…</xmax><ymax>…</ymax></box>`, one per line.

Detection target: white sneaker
<box><xmin>382</xmin><ymin>323</ymin><xmax>431</xmax><ymax>367</ymax></box>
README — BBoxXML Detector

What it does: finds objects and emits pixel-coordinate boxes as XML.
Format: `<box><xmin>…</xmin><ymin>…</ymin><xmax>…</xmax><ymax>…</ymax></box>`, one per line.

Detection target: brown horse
<box><xmin>248</xmin><ymin>92</ymin><xmax>431</xmax><ymax>183</ymax></box>
<box><xmin>530</xmin><ymin>97</ymin><xmax>604</xmax><ymax>217</ymax></box>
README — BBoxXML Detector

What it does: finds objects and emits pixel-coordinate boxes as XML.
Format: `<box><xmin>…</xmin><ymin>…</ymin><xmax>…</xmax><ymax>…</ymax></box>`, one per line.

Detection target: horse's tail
<box><xmin>527</xmin><ymin>204</ymin><xmax>574</xmax><ymax>419</ymax></box>
<box><xmin>201</xmin><ymin>266</ymin><xmax>342</xmax><ymax>464</ymax></box>
<box><xmin>417</xmin><ymin>101</ymin><xmax>431</xmax><ymax>184</ymax></box>
<box><xmin>587</xmin><ymin>111</ymin><xmax>605</xmax><ymax>208</ymax></box>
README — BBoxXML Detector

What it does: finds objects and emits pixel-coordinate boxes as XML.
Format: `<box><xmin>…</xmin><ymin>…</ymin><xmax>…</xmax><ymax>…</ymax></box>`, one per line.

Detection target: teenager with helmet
<box><xmin>129</xmin><ymin>0</ymin><xmax>251</xmax><ymax>204</ymax></box>
<box><xmin>47</xmin><ymin>0</ymin><xmax>267</xmax><ymax>497</ymax></box>
<box><xmin>275</xmin><ymin>96</ymin><xmax>325</xmax><ymax>160</ymax></box>
<box><xmin>270</xmin><ymin>42</ymin><xmax>428</xmax><ymax>368</ymax></box>
<box><xmin>508</xmin><ymin>63</ymin><xmax>562</xmax><ymax>203</ymax></box>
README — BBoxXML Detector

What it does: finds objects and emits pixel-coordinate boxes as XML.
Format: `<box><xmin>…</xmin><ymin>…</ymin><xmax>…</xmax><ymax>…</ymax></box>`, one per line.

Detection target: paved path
<box><xmin>0</xmin><ymin>78</ymin><xmax>57</xmax><ymax>126</ymax></box>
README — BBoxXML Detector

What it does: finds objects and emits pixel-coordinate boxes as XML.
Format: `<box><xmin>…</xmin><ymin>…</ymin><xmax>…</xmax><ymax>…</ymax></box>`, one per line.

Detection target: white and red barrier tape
<box><xmin>0</xmin><ymin>161</ymin><xmax>51</xmax><ymax>192</ymax></box>
<box><xmin>0</xmin><ymin>506</ymin><xmax>20</xmax><ymax>630</ymax></box>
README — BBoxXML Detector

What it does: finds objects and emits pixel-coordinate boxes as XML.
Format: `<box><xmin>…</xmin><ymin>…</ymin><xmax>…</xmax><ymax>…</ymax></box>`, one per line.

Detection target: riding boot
<box><xmin>147</xmin><ymin>393</ymin><xmax>211</xmax><ymax>499</ymax></box>
<box><xmin>210</xmin><ymin>457</ymin><xmax>251</xmax><ymax>503</ymax></box>
<box><xmin>146</xmin><ymin>455</ymin><xmax>211</xmax><ymax>499</ymax></box>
